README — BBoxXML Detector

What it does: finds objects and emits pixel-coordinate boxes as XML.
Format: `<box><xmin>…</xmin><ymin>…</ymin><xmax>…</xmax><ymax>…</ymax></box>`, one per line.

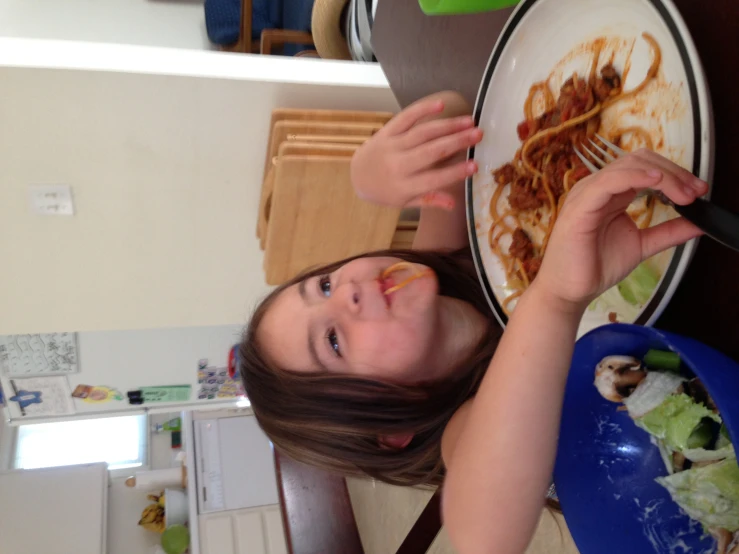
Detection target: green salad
<box><xmin>594</xmin><ymin>351</ymin><xmax>738</xmax><ymax>553</ymax></box>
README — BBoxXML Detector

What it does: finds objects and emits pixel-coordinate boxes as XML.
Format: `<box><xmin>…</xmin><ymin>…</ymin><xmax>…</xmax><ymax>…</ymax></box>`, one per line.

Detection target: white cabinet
<box><xmin>0</xmin><ymin>463</ymin><xmax>108</xmax><ymax>554</ymax></box>
<box><xmin>195</xmin><ymin>415</ymin><xmax>279</xmax><ymax>513</ymax></box>
<box><xmin>184</xmin><ymin>410</ymin><xmax>287</xmax><ymax>554</ymax></box>
<box><xmin>199</xmin><ymin>506</ymin><xmax>287</xmax><ymax>554</ymax></box>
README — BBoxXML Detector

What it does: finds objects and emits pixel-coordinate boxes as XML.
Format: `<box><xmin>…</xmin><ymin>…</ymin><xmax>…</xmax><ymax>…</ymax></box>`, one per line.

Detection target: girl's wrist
<box><xmin>525</xmin><ymin>280</ymin><xmax>589</xmax><ymax>321</ymax></box>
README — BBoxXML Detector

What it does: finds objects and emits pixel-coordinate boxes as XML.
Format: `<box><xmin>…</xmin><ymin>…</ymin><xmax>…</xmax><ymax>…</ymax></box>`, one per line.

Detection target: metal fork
<box><xmin>574</xmin><ymin>134</ymin><xmax>739</xmax><ymax>252</ymax></box>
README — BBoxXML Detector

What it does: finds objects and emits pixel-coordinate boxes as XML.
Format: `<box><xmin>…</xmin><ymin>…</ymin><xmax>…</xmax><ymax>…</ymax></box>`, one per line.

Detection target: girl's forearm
<box><xmin>411</xmin><ymin>91</ymin><xmax>474</xmax><ymax>252</ymax></box>
<box><xmin>413</xmin><ymin>182</ymin><xmax>467</xmax><ymax>250</ymax></box>
<box><xmin>443</xmin><ymin>282</ymin><xmax>584</xmax><ymax>554</ymax></box>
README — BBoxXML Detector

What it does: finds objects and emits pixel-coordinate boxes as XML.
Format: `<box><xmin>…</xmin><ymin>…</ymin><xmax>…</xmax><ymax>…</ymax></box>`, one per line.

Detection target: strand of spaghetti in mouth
<box><xmin>381</xmin><ymin>262</ymin><xmax>433</xmax><ymax>295</ymax></box>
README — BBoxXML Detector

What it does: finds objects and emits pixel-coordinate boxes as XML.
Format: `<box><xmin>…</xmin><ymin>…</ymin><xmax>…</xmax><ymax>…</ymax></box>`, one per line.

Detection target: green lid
<box><xmin>418</xmin><ymin>0</ymin><xmax>520</xmax><ymax>15</ymax></box>
<box><xmin>161</xmin><ymin>525</ymin><xmax>190</xmax><ymax>554</ymax></box>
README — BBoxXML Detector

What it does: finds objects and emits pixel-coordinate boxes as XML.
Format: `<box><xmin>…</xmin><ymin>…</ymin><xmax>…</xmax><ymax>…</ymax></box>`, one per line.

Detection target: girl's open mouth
<box><xmin>379</xmin><ymin>276</ymin><xmax>395</xmax><ymax>307</ymax></box>
<box><xmin>378</xmin><ymin>262</ymin><xmax>435</xmax><ymax>308</ymax></box>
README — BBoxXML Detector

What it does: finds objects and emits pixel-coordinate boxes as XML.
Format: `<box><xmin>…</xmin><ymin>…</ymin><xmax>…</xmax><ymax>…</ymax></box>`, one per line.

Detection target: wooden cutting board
<box><xmin>287</xmin><ymin>134</ymin><xmax>370</xmax><ymax>145</ymax></box>
<box><xmin>274</xmin><ymin>141</ymin><xmax>358</xmax><ymax>162</ymax></box>
<box><xmin>257</xmin><ymin>142</ymin><xmax>360</xmax><ymax>248</ymax></box>
<box><xmin>269</xmin><ymin>108</ymin><xmax>393</xmax><ymax>131</ymax></box>
<box><xmin>263</xmin><ymin>121</ymin><xmax>383</xmax><ymax>180</ymax></box>
<box><xmin>257</xmin><ymin>166</ymin><xmax>275</xmax><ymax>249</ymax></box>
<box><xmin>263</xmin><ymin>155</ymin><xmax>400</xmax><ymax>285</ymax></box>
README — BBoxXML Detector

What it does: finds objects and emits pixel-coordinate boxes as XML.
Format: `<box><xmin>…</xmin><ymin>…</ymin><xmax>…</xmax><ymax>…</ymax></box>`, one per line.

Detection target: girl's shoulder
<box><xmin>441</xmin><ymin>399</ymin><xmax>474</xmax><ymax>468</ymax></box>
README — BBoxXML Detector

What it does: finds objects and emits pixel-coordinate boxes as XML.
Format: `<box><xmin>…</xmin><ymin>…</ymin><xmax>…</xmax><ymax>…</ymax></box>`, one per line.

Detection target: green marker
<box><xmin>418</xmin><ymin>0</ymin><xmax>520</xmax><ymax>15</ymax></box>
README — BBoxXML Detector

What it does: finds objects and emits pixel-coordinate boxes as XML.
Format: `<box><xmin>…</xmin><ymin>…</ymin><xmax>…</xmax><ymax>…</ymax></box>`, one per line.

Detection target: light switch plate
<box><xmin>29</xmin><ymin>185</ymin><xmax>75</xmax><ymax>216</ymax></box>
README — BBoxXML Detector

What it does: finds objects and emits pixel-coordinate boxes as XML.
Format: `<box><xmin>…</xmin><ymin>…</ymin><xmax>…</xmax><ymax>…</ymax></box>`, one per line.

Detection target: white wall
<box><xmin>0</xmin><ymin>0</ymin><xmax>212</xmax><ymax>50</ymax></box>
<box><xmin>0</xmin><ymin>39</ymin><xmax>398</xmax><ymax>335</ymax></box>
<box><xmin>0</xmin><ymin>417</ymin><xmax>13</xmax><ymax>470</ymax></box>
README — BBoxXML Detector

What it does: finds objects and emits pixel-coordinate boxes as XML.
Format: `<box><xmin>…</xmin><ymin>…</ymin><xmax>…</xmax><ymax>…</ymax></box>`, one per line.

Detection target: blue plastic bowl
<box><xmin>554</xmin><ymin>324</ymin><xmax>739</xmax><ymax>554</ymax></box>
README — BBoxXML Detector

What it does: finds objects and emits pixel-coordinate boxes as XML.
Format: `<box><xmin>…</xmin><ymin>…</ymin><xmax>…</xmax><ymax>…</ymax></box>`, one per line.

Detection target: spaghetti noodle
<box><xmin>381</xmin><ymin>262</ymin><xmax>433</xmax><ymax>295</ymax></box>
<box><xmin>488</xmin><ymin>33</ymin><xmax>662</xmax><ymax>309</ymax></box>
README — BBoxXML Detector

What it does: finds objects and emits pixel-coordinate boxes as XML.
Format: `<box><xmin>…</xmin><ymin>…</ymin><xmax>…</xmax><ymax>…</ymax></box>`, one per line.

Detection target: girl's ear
<box><xmin>378</xmin><ymin>433</ymin><xmax>414</xmax><ymax>450</ymax></box>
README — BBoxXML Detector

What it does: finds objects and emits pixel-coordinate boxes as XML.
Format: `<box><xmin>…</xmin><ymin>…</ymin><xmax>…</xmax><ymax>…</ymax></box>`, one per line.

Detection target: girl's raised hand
<box><xmin>536</xmin><ymin>149</ymin><xmax>708</xmax><ymax>311</ymax></box>
<box><xmin>350</xmin><ymin>93</ymin><xmax>482</xmax><ymax>210</ymax></box>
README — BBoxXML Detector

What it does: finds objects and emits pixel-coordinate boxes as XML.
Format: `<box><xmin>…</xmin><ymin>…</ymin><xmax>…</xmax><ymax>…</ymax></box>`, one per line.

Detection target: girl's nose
<box><xmin>333</xmin><ymin>281</ymin><xmax>362</xmax><ymax>316</ymax></box>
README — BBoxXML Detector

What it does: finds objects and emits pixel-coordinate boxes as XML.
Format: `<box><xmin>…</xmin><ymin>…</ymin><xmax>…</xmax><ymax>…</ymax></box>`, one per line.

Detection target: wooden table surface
<box><xmin>372</xmin><ymin>0</ymin><xmax>739</xmax><ymax>359</ymax></box>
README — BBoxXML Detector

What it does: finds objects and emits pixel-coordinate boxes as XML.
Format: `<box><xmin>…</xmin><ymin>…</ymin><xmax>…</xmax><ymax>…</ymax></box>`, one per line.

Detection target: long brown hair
<box><xmin>239</xmin><ymin>248</ymin><xmax>501</xmax><ymax>487</ymax></box>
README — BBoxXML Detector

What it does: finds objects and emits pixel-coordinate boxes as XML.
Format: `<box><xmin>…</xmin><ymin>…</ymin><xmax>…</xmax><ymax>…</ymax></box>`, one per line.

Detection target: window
<box><xmin>14</xmin><ymin>414</ymin><xmax>147</xmax><ymax>471</ymax></box>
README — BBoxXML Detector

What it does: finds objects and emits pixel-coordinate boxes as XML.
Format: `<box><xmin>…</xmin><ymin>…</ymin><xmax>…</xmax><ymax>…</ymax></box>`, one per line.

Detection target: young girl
<box><xmin>240</xmin><ymin>92</ymin><xmax>707</xmax><ymax>553</ymax></box>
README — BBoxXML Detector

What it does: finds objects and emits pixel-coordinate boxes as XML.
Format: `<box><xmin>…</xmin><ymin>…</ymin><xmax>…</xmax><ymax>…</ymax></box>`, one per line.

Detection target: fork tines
<box><xmin>574</xmin><ymin>134</ymin><xmax>628</xmax><ymax>173</ymax></box>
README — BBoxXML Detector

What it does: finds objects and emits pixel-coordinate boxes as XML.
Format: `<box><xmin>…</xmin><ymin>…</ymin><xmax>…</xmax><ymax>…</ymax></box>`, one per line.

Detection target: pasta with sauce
<box><xmin>489</xmin><ymin>33</ymin><xmax>662</xmax><ymax>312</ymax></box>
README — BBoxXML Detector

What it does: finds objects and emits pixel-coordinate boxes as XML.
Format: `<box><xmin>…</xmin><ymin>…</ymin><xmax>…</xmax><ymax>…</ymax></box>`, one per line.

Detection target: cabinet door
<box><xmin>199</xmin><ymin>505</ymin><xmax>287</xmax><ymax>554</ymax></box>
<box><xmin>0</xmin><ymin>463</ymin><xmax>108</xmax><ymax>554</ymax></box>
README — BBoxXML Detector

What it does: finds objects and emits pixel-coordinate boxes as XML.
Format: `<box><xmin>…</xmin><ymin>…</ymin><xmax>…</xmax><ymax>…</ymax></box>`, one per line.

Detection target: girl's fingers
<box><xmin>608</xmin><ymin>151</ymin><xmax>708</xmax><ymax>202</ymax></box>
<box><xmin>402</xmin><ymin>116</ymin><xmax>476</xmax><ymax>149</ymax></box>
<box><xmin>384</xmin><ymin>98</ymin><xmax>445</xmax><ymax>136</ymax></box>
<box><xmin>639</xmin><ymin>217</ymin><xmax>703</xmax><ymax>259</ymax></box>
<box><xmin>408</xmin><ymin>160</ymin><xmax>478</xmax><ymax>197</ymax></box>
<box><xmin>405</xmin><ymin>128</ymin><xmax>483</xmax><ymax>173</ymax></box>
<box><xmin>630</xmin><ymin>149</ymin><xmax>708</xmax><ymax>196</ymax></box>
<box><xmin>579</xmin><ymin>161</ymin><xmax>701</xmax><ymax>214</ymax></box>
<box><xmin>407</xmin><ymin>190</ymin><xmax>458</xmax><ymax>211</ymax></box>
<box><xmin>575</xmin><ymin>167</ymin><xmax>664</xmax><ymax>212</ymax></box>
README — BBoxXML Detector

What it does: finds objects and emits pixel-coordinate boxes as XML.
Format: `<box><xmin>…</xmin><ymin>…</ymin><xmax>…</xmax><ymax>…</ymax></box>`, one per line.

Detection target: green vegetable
<box><xmin>686</xmin><ymin>420</ymin><xmax>715</xmax><ymax>449</ymax></box>
<box><xmin>683</xmin><ymin>443</ymin><xmax>735</xmax><ymax>463</ymax></box>
<box><xmin>161</xmin><ymin>524</ymin><xmax>190</xmax><ymax>554</ymax></box>
<box><xmin>721</xmin><ymin>424</ymin><xmax>731</xmax><ymax>441</ymax></box>
<box><xmin>618</xmin><ymin>262</ymin><xmax>660</xmax><ymax>306</ymax></box>
<box><xmin>656</xmin><ymin>458</ymin><xmax>739</xmax><ymax>531</ymax></box>
<box><xmin>718</xmin><ymin>425</ymin><xmax>733</xmax><ymax>450</ymax></box>
<box><xmin>636</xmin><ymin>394</ymin><xmax>721</xmax><ymax>451</ymax></box>
<box><xmin>643</xmin><ymin>349</ymin><xmax>681</xmax><ymax>371</ymax></box>
<box><xmin>623</xmin><ymin>371</ymin><xmax>685</xmax><ymax>419</ymax></box>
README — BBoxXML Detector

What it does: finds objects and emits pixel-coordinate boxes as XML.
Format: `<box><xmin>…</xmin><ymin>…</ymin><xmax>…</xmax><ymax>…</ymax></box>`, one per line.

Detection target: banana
<box><xmin>139</xmin><ymin>503</ymin><xmax>165</xmax><ymax>532</ymax></box>
<box><xmin>147</xmin><ymin>490</ymin><xmax>165</xmax><ymax>504</ymax></box>
<box><xmin>139</xmin><ymin>491</ymin><xmax>168</xmax><ymax>533</ymax></box>
<box><xmin>139</xmin><ymin>504</ymin><xmax>158</xmax><ymax>523</ymax></box>
<box><xmin>141</xmin><ymin>520</ymin><xmax>166</xmax><ymax>534</ymax></box>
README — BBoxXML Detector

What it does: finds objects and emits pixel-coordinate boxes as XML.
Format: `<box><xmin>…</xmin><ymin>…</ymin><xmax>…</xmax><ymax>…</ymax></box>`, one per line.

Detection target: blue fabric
<box><xmin>205</xmin><ymin>0</ymin><xmax>314</xmax><ymax>53</ymax></box>
<box><xmin>281</xmin><ymin>0</ymin><xmax>314</xmax><ymax>56</ymax></box>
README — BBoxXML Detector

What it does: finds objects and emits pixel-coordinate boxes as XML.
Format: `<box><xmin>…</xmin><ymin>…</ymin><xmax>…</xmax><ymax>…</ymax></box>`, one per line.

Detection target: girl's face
<box><xmin>258</xmin><ymin>256</ymin><xmax>484</xmax><ymax>384</ymax></box>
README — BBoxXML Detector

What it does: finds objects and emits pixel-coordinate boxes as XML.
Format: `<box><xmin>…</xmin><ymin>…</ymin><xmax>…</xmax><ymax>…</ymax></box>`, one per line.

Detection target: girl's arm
<box><xmin>350</xmin><ymin>92</ymin><xmax>481</xmax><ymax>252</ymax></box>
<box><xmin>441</xmin><ymin>150</ymin><xmax>709</xmax><ymax>554</ymax></box>
<box><xmin>442</xmin><ymin>281</ymin><xmax>581</xmax><ymax>554</ymax></box>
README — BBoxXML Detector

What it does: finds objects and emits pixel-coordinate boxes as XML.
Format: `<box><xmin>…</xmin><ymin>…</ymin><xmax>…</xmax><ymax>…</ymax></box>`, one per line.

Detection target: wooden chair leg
<box><xmin>394</xmin><ymin>490</ymin><xmax>443</xmax><ymax>554</ymax></box>
<box><xmin>218</xmin><ymin>0</ymin><xmax>254</xmax><ymax>53</ymax></box>
<box><xmin>295</xmin><ymin>50</ymin><xmax>320</xmax><ymax>58</ymax></box>
<box><xmin>260</xmin><ymin>29</ymin><xmax>315</xmax><ymax>55</ymax></box>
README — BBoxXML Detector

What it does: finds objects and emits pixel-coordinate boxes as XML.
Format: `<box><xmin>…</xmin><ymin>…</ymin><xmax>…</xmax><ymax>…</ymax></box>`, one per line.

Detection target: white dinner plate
<box><xmin>466</xmin><ymin>0</ymin><xmax>714</xmax><ymax>337</ymax></box>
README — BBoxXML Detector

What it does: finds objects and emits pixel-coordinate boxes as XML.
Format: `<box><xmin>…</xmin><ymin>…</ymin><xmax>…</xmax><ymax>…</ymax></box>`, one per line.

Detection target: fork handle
<box><xmin>671</xmin><ymin>197</ymin><xmax>739</xmax><ymax>252</ymax></box>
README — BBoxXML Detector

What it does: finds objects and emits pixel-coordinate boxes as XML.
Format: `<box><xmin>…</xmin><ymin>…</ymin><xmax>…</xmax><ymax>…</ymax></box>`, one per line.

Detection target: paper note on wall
<box><xmin>197</xmin><ymin>366</ymin><xmax>245</xmax><ymax>400</ymax></box>
<box><xmin>9</xmin><ymin>376</ymin><xmax>75</xmax><ymax>417</ymax></box>
<box><xmin>0</xmin><ymin>333</ymin><xmax>79</xmax><ymax>377</ymax></box>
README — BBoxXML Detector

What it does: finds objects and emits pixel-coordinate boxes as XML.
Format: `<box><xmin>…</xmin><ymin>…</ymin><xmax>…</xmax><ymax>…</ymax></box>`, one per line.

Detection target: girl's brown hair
<box><xmin>239</xmin><ymin>248</ymin><xmax>501</xmax><ymax>487</ymax></box>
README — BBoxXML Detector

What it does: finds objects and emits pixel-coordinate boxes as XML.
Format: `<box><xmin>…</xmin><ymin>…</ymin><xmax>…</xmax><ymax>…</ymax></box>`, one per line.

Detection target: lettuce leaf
<box><xmin>683</xmin><ymin>444</ymin><xmax>735</xmax><ymax>463</ymax></box>
<box><xmin>718</xmin><ymin>426</ymin><xmax>733</xmax><ymax>451</ymax></box>
<box><xmin>652</xmin><ymin>437</ymin><xmax>676</xmax><ymax>474</ymax></box>
<box><xmin>636</xmin><ymin>394</ymin><xmax>721</xmax><ymax>451</ymax></box>
<box><xmin>624</xmin><ymin>371</ymin><xmax>685</xmax><ymax>418</ymax></box>
<box><xmin>656</xmin><ymin>458</ymin><xmax>739</xmax><ymax>531</ymax></box>
<box><xmin>618</xmin><ymin>262</ymin><xmax>660</xmax><ymax>306</ymax></box>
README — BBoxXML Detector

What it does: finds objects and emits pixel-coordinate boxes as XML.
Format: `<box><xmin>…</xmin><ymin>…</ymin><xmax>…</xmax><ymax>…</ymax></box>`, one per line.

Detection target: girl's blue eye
<box><xmin>318</xmin><ymin>275</ymin><xmax>331</xmax><ymax>297</ymax></box>
<box><xmin>326</xmin><ymin>328</ymin><xmax>341</xmax><ymax>357</ymax></box>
